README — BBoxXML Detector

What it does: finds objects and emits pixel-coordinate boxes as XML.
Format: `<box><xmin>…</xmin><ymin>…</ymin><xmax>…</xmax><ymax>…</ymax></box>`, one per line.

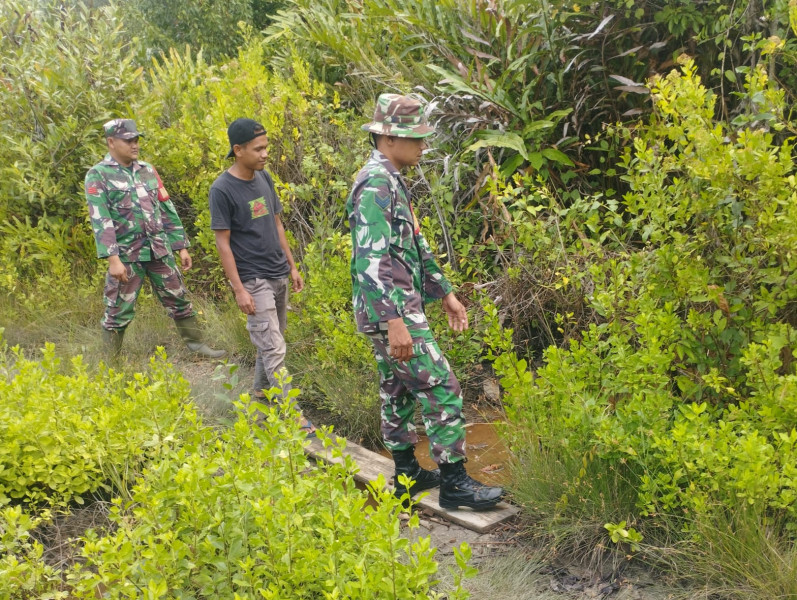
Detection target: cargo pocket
<box><xmin>246</xmin><ymin>319</ymin><xmax>276</xmax><ymax>352</ymax></box>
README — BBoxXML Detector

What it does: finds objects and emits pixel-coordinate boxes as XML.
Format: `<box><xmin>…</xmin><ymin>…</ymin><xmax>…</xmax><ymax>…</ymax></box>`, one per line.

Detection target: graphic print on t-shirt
<box><xmin>249</xmin><ymin>197</ymin><xmax>270</xmax><ymax>219</ymax></box>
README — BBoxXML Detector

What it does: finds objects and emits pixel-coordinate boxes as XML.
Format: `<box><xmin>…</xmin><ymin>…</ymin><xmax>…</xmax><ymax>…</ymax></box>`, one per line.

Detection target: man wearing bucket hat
<box><xmin>85</xmin><ymin>118</ymin><xmax>226</xmax><ymax>360</ymax></box>
<box><xmin>209</xmin><ymin>118</ymin><xmax>315</xmax><ymax>436</ymax></box>
<box><xmin>346</xmin><ymin>94</ymin><xmax>503</xmax><ymax>511</ymax></box>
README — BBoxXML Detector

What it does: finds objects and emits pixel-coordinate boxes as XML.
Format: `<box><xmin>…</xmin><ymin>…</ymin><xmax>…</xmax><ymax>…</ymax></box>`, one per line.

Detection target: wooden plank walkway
<box><xmin>305</xmin><ymin>436</ymin><xmax>519</xmax><ymax>534</ymax></box>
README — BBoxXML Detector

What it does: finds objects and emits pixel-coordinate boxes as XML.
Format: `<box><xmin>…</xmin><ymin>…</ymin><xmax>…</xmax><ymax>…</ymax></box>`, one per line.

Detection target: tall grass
<box><xmin>507</xmin><ymin>430</ymin><xmax>797</xmax><ymax>599</ymax></box>
<box><xmin>507</xmin><ymin>432</ymin><xmax>642</xmax><ymax>564</ymax></box>
<box><xmin>680</xmin><ymin>509</ymin><xmax>797</xmax><ymax>600</ymax></box>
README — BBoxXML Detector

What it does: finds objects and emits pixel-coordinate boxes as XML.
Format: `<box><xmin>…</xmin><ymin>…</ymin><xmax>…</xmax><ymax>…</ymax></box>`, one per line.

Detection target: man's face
<box><xmin>388</xmin><ymin>136</ymin><xmax>428</xmax><ymax>169</ymax></box>
<box><xmin>107</xmin><ymin>136</ymin><xmax>140</xmax><ymax>166</ymax></box>
<box><xmin>235</xmin><ymin>135</ymin><xmax>268</xmax><ymax>170</ymax></box>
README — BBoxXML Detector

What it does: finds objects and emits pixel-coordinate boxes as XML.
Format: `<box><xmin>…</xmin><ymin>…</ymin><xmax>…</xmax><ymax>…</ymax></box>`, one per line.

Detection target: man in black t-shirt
<box><xmin>210</xmin><ymin>118</ymin><xmax>314</xmax><ymax>435</ymax></box>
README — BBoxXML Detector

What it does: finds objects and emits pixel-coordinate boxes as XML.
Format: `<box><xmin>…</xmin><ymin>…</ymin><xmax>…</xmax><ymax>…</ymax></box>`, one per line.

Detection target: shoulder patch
<box><xmin>374</xmin><ymin>194</ymin><xmax>391</xmax><ymax>209</ymax></box>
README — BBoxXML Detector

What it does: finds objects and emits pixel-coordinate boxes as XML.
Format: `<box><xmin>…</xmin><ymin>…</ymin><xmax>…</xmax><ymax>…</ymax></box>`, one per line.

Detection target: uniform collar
<box><xmin>100</xmin><ymin>153</ymin><xmax>142</xmax><ymax>171</ymax></box>
<box><xmin>369</xmin><ymin>149</ymin><xmax>401</xmax><ymax>178</ymax></box>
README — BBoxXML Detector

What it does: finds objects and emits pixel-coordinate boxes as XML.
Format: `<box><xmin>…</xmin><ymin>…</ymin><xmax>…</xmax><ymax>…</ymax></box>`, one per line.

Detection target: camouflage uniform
<box><xmin>85</xmin><ymin>120</ymin><xmax>194</xmax><ymax>331</ymax></box>
<box><xmin>347</xmin><ymin>95</ymin><xmax>466</xmax><ymax>464</ymax></box>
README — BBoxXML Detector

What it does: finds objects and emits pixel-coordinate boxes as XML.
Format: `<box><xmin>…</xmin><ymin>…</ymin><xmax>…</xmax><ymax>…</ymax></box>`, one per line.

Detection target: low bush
<box><xmin>0</xmin><ymin>506</ymin><xmax>71</xmax><ymax>600</ymax></box>
<box><xmin>68</xmin><ymin>395</ymin><xmax>471</xmax><ymax>599</ymax></box>
<box><xmin>0</xmin><ymin>346</ymin><xmax>473</xmax><ymax>599</ymax></box>
<box><xmin>0</xmin><ymin>338</ymin><xmax>196</xmax><ymax>506</ymax></box>
<box><xmin>287</xmin><ymin>233</ymin><xmax>382</xmax><ymax>445</ymax></box>
<box><xmin>489</xmin><ymin>60</ymin><xmax>797</xmax><ymax>592</ymax></box>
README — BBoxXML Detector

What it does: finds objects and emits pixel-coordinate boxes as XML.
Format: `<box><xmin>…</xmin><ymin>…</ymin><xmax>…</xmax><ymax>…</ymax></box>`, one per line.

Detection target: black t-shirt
<box><xmin>209</xmin><ymin>169</ymin><xmax>290</xmax><ymax>282</ymax></box>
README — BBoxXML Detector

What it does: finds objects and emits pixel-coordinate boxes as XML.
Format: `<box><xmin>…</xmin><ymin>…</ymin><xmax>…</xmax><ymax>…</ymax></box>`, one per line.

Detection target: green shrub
<box><xmin>0</xmin><ymin>215</ymin><xmax>96</xmax><ymax>302</ymax></box>
<box><xmin>0</xmin><ymin>506</ymin><xmax>71</xmax><ymax>600</ymax></box>
<box><xmin>0</xmin><ymin>340</ymin><xmax>196</xmax><ymax>506</ymax></box>
<box><xmin>0</xmin><ymin>0</ymin><xmax>143</xmax><ymax>223</ymax></box>
<box><xmin>489</xmin><ymin>60</ymin><xmax>797</xmax><ymax>583</ymax></box>
<box><xmin>287</xmin><ymin>233</ymin><xmax>382</xmax><ymax>445</ymax></box>
<box><xmin>69</xmin><ymin>396</ymin><xmax>470</xmax><ymax>599</ymax></box>
<box><xmin>121</xmin><ymin>0</ymin><xmax>253</xmax><ymax>62</ymax></box>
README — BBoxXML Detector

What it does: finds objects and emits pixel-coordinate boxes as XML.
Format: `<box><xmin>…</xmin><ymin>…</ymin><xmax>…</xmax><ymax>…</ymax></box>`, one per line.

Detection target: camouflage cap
<box><xmin>361</xmin><ymin>93</ymin><xmax>435</xmax><ymax>138</ymax></box>
<box><xmin>104</xmin><ymin>119</ymin><xmax>143</xmax><ymax>140</ymax></box>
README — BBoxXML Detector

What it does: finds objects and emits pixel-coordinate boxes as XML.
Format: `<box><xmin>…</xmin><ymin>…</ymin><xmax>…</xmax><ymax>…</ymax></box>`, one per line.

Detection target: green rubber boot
<box><xmin>174</xmin><ymin>316</ymin><xmax>227</xmax><ymax>359</ymax></box>
<box><xmin>101</xmin><ymin>327</ymin><xmax>126</xmax><ymax>361</ymax></box>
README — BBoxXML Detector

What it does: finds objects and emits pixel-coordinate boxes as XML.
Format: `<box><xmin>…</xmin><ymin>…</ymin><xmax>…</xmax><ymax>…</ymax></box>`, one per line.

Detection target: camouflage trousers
<box><xmin>366</xmin><ymin>319</ymin><xmax>466</xmax><ymax>465</ymax></box>
<box><xmin>101</xmin><ymin>254</ymin><xmax>194</xmax><ymax>330</ymax></box>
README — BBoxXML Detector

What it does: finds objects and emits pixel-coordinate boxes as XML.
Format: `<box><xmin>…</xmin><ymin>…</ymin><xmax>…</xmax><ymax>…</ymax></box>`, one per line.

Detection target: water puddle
<box><xmin>378</xmin><ymin>421</ymin><xmax>510</xmax><ymax>487</ymax></box>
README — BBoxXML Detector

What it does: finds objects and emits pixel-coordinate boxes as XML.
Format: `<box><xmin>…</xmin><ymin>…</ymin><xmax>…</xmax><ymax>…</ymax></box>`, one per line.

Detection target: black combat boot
<box><xmin>392</xmin><ymin>447</ymin><xmax>441</xmax><ymax>500</ymax></box>
<box><xmin>439</xmin><ymin>460</ymin><xmax>503</xmax><ymax>511</ymax></box>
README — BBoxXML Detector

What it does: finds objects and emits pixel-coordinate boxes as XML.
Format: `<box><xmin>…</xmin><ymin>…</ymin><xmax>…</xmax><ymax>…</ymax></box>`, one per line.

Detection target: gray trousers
<box><xmin>243</xmin><ymin>277</ymin><xmax>290</xmax><ymax>397</ymax></box>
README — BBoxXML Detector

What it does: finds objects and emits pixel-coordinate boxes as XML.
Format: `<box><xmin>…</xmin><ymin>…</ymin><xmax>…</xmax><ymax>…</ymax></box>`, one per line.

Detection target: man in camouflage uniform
<box><xmin>85</xmin><ymin>118</ymin><xmax>225</xmax><ymax>359</ymax></box>
<box><xmin>347</xmin><ymin>94</ymin><xmax>503</xmax><ymax>511</ymax></box>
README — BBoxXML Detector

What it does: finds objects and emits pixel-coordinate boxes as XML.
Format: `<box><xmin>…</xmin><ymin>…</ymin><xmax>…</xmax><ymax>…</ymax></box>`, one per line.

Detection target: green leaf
<box><xmin>541</xmin><ymin>148</ymin><xmax>574</xmax><ymax>166</ymax></box>
<box><xmin>467</xmin><ymin>131</ymin><xmax>529</xmax><ymax>160</ymax></box>
<box><xmin>528</xmin><ymin>152</ymin><xmax>544</xmax><ymax>170</ymax></box>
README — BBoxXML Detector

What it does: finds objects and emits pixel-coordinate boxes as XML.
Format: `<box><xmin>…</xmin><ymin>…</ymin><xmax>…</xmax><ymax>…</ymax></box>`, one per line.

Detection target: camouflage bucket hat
<box><xmin>361</xmin><ymin>93</ymin><xmax>435</xmax><ymax>138</ymax></box>
<box><xmin>104</xmin><ymin>118</ymin><xmax>143</xmax><ymax>139</ymax></box>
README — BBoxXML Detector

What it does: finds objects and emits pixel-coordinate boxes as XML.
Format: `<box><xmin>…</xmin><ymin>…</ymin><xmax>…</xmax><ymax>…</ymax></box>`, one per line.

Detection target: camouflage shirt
<box><xmin>85</xmin><ymin>155</ymin><xmax>189</xmax><ymax>262</ymax></box>
<box><xmin>347</xmin><ymin>149</ymin><xmax>453</xmax><ymax>333</ymax></box>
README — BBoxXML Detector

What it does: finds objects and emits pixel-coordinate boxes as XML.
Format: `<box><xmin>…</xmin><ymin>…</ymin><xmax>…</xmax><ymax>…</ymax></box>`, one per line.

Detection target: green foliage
<box><xmin>69</xmin><ymin>397</ymin><xmax>466</xmax><ymax>599</ymax></box>
<box><xmin>0</xmin><ymin>340</ymin><xmax>195</xmax><ymax>506</ymax></box>
<box><xmin>0</xmin><ymin>216</ymin><xmax>95</xmax><ymax>302</ymax></box>
<box><xmin>0</xmin><ymin>0</ymin><xmax>143</xmax><ymax>223</ymax></box>
<box><xmin>287</xmin><ymin>234</ymin><xmax>382</xmax><ymax>445</ymax></box>
<box><xmin>604</xmin><ymin>520</ymin><xmax>643</xmax><ymax>552</ymax></box>
<box><xmin>121</xmin><ymin>0</ymin><xmax>253</xmax><ymax>62</ymax></box>
<box><xmin>0</xmin><ymin>349</ymin><xmax>470</xmax><ymax>599</ymax></box>
<box><xmin>0</xmin><ymin>506</ymin><xmax>70</xmax><ymax>600</ymax></box>
<box><xmin>120</xmin><ymin>0</ymin><xmax>288</xmax><ymax>62</ymax></box>
<box><xmin>493</xmin><ymin>60</ymin><xmax>797</xmax><ymax>549</ymax></box>
<box><xmin>268</xmin><ymin>0</ymin><xmax>582</xmax><ymax>176</ymax></box>
<box><xmin>684</xmin><ymin>508</ymin><xmax>797</xmax><ymax>599</ymax></box>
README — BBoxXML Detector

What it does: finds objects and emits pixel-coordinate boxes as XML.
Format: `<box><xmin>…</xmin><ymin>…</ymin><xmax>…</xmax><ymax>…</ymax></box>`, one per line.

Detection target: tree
<box><xmin>121</xmin><ymin>0</ymin><xmax>253</xmax><ymax>61</ymax></box>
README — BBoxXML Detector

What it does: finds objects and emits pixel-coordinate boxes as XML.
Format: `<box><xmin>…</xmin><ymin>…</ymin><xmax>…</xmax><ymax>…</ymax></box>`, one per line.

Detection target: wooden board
<box><xmin>305</xmin><ymin>436</ymin><xmax>519</xmax><ymax>534</ymax></box>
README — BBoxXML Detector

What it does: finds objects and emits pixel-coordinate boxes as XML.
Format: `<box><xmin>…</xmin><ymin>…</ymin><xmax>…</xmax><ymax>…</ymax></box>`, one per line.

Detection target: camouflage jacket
<box><xmin>347</xmin><ymin>149</ymin><xmax>453</xmax><ymax>333</ymax></box>
<box><xmin>85</xmin><ymin>155</ymin><xmax>189</xmax><ymax>262</ymax></box>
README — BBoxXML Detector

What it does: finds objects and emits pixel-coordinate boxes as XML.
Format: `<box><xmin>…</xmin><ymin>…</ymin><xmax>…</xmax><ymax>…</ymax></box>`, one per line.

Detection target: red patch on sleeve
<box><xmin>411</xmin><ymin>206</ymin><xmax>421</xmax><ymax>235</ymax></box>
<box><xmin>153</xmin><ymin>169</ymin><xmax>170</xmax><ymax>202</ymax></box>
<box><xmin>87</xmin><ymin>186</ymin><xmax>98</xmax><ymax>195</ymax></box>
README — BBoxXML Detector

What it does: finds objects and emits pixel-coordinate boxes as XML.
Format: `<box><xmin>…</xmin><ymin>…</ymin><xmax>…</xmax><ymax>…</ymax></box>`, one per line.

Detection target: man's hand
<box><xmin>234</xmin><ymin>288</ymin><xmax>256</xmax><ymax>315</ymax></box>
<box><xmin>442</xmin><ymin>292</ymin><xmax>469</xmax><ymax>332</ymax></box>
<box><xmin>387</xmin><ymin>318</ymin><xmax>413</xmax><ymax>362</ymax></box>
<box><xmin>108</xmin><ymin>256</ymin><xmax>129</xmax><ymax>283</ymax></box>
<box><xmin>290</xmin><ymin>266</ymin><xmax>304</xmax><ymax>293</ymax></box>
<box><xmin>178</xmin><ymin>249</ymin><xmax>192</xmax><ymax>271</ymax></box>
